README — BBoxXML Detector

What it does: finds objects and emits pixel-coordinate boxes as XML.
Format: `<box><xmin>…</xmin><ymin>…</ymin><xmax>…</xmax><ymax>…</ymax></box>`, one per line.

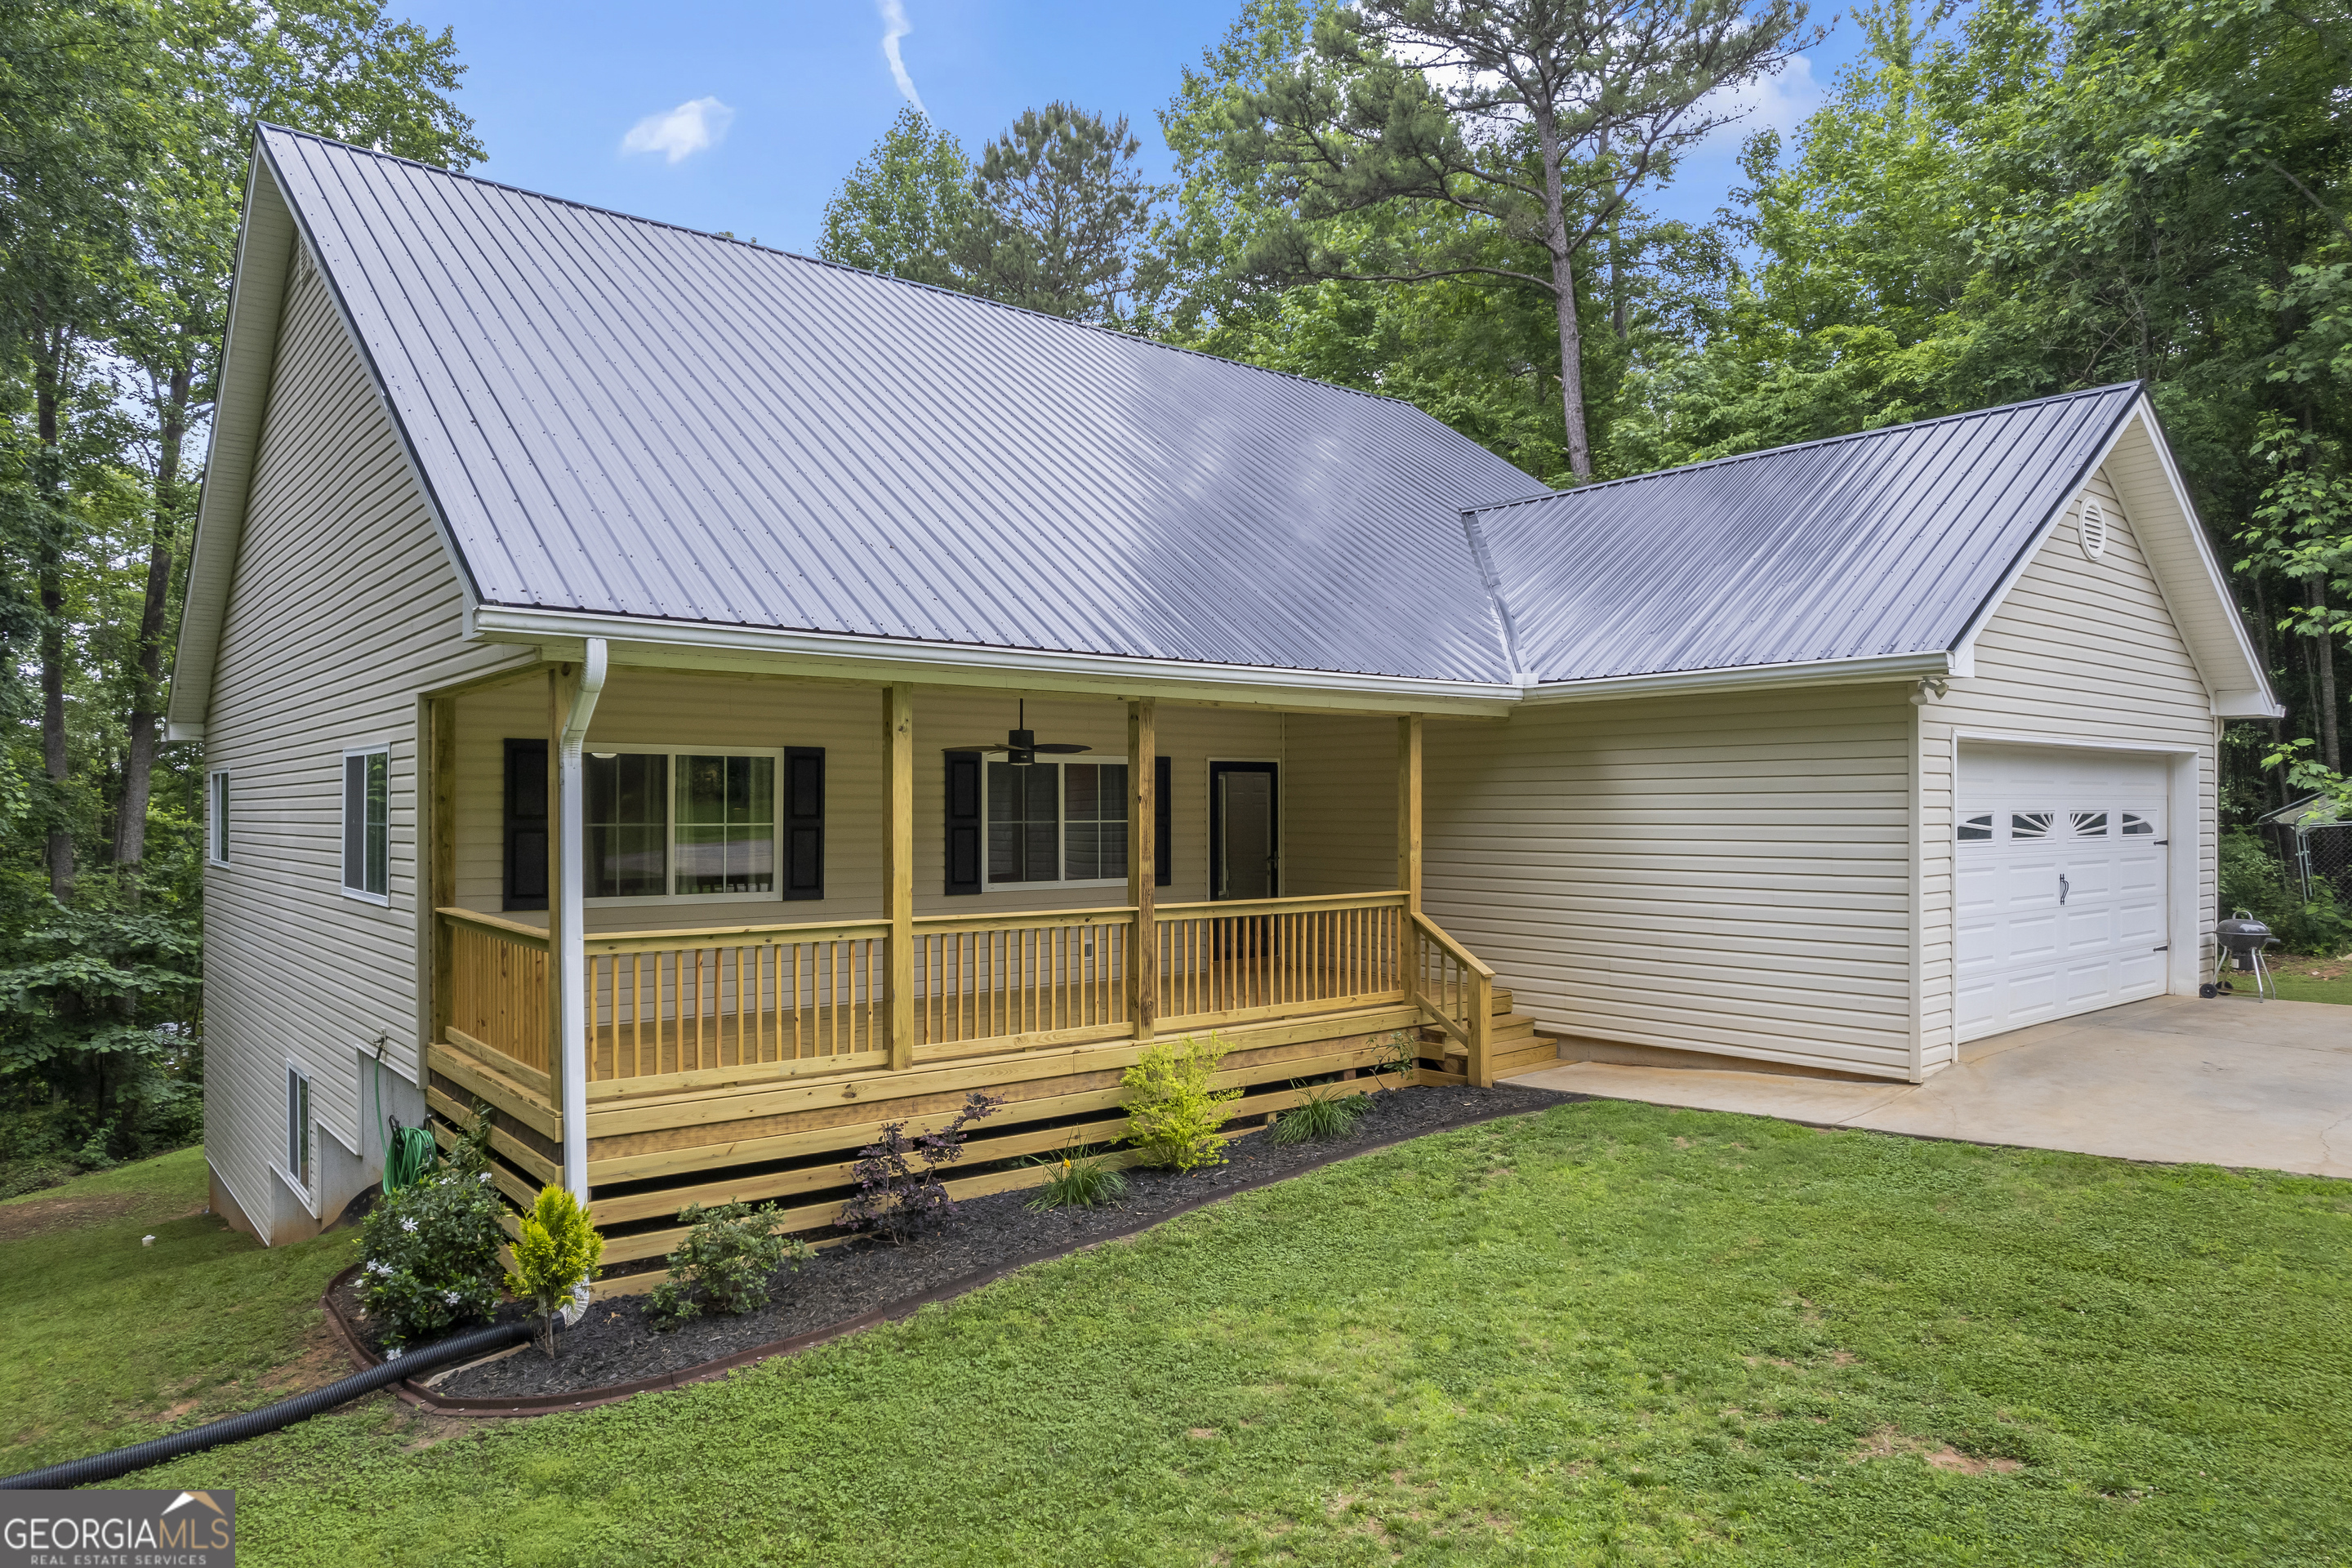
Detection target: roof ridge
<box><xmin>1463</xmin><ymin>380</ymin><xmax>2145</xmax><ymax>512</ymax></box>
<box><xmin>254</xmin><ymin>122</ymin><xmax>1422</xmax><ymax>413</ymax></box>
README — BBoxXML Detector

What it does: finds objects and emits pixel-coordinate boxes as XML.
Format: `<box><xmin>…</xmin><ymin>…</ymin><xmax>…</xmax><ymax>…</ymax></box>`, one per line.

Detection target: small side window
<box><xmin>285</xmin><ymin>1063</ymin><xmax>311</xmax><ymax>1189</ymax></box>
<box><xmin>208</xmin><ymin>770</ymin><xmax>230</xmax><ymax>864</ymax></box>
<box><xmin>343</xmin><ymin>746</ymin><xmax>390</xmax><ymax>902</ymax></box>
<box><xmin>1958</xmin><ymin>813</ymin><xmax>1994</xmax><ymax>841</ymax></box>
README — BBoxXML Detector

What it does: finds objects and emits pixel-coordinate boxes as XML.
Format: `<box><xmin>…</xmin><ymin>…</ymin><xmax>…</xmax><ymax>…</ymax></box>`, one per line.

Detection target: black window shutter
<box><xmin>504</xmin><ymin>738</ymin><xmax>548</xmax><ymax>911</ymax></box>
<box><xmin>944</xmin><ymin>751</ymin><xmax>982</xmax><ymax>896</ymax></box>
<box><xmin>782</xmin><ymin>746</ymin><xmax>825</xmax><ymax>901</ymax></box>
<box><xmin>1154</xmin><ymin>755</ymin><xmax>1172</xmax><ymax>888</ymax></box>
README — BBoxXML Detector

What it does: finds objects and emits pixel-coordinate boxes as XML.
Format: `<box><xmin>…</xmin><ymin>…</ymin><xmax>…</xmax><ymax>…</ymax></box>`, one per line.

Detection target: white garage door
<box><xmin>1955</xmin><ymin>745</ymin><xmax>2170</xmax><ymax>1042</ymax></box>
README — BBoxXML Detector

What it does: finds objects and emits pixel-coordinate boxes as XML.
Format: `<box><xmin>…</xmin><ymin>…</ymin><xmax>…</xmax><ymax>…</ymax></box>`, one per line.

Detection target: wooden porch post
<box><xmin>427</xmin><ymin>696</ymin><xmax>457</xmax><ymax>1049</ymax></box>
<box><xmin>1127</xmin><ymin>698</ymin><xmax>1157</xmax><ymax>1042</ymax></box>
<box><xmin>1396</xmin><ymin>714</ymin><xmax>1422</xmax><ymax>999</ymax></box>
<box><xmin>884</xmin><ymin>683</ymin><xmax>915</xmax><ymax>1070</ymax></box>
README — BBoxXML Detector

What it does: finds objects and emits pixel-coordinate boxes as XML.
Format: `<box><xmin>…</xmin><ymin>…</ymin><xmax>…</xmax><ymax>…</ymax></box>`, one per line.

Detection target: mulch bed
<box><xmin>327</xmin><ymin>1081</ymin><xmax>1578</xmax><ymax>1411</ymax></box>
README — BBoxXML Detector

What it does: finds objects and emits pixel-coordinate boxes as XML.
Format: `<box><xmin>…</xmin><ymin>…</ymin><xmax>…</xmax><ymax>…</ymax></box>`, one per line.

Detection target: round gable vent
<box><xmin>2079</xmin><ymin>499</ymin><xmax>2109</xmax><ymax>560</ymax></box>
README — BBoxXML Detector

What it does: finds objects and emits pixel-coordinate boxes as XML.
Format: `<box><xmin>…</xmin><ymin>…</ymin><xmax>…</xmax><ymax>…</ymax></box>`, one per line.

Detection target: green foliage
<box><xmin>817</xmin><ymin>105</ymin><xmax>974</xmax><ymax>287</ymax></box>
<box><xmin>1025</xmin><ymin>1147</ymin><xmax>1132</xmax><ymax>1210</ymax></box>
<box><xmin>505</xmin><ymin>1185</ymin><xmax>603</xmax><ymax>1356</ymax></box>
<box><xmin>1121</xmin><ymin>1034</ymin><xmax>1243</xmax><ymax>1172</ymax></box>
<box><xmin>359</xmin><ymin>1144</ymin><xmax>505</xmax><ymax>1349</ymax></box>
<box><xmin>1267</xmin><ymin>1080</ymin><xmax>1374</xmax><ymax>1146</ymax></box>
<box><xmin>644</xmin><ymin>1200</ymin><xmax>810</xmax><ymax>1330</ymax></box>
<box><xmin>959</xmin><ymin>102</ymin><xmax>1162</xmax><ymax>322</ymax></box>
<box><xmin>1217</xmin><ymin>0</ymin><xmax>1815</xmax><ymax>477</ymax></box>
<box><xmin>2218</xmin><ymin>830</ymin><xmax>2352</xmax><ymax>956</ymax></box>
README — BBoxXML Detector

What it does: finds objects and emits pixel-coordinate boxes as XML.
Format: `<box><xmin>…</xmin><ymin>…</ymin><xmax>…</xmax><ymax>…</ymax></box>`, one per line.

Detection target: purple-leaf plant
<box><xmin>836</xmin><ymin>1092</ymin><xmax>1004</xmax><ymax>1245</ymax></box>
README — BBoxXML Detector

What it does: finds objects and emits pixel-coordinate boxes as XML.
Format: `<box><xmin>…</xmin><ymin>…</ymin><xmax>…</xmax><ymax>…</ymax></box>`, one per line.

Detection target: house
<box><xmin>172</xmin><ymin>127</ymin><xmax>2278</xmax><ymax>1248</ymax></box>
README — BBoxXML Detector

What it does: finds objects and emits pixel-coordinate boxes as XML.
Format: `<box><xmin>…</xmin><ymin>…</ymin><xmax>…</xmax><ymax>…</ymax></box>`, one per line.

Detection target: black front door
<box><xmin>1209</xmin><ymin>761</ymin><xmax>1278</xmax><ymax>900</ymax></box>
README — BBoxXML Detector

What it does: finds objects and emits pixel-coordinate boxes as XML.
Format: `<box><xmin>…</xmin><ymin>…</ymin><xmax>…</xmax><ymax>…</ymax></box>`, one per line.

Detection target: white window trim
<box><xmin>583</xmin><ymin>742</ymin><xmax>791</xmax><ymax>908</ymax></box>
<box><xmin>979</xmin><ymin>757</ymin><xmax>1130</xmax><ymax>893</ymax></box>
<box><xmin>277</xmin><ymin>1058</ymin><xmax>314</xmax><ymax>1200</ymax></box>
<box><xmin>207</xmin><ymin>768</ymin><xmax>230</xmax><ymax>866</ymax></box>
<box><xmin>341</xmin><ymin>743</ymin><xmax>393</xmax><ymax>906</ymax></box>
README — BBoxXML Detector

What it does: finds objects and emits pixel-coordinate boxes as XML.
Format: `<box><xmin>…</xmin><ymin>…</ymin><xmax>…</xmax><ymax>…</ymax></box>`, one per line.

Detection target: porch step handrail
<box><xmin>1409</xmin><ymin>909</ymin><xmax>1494</xmax><ymax>1088</ymax></box>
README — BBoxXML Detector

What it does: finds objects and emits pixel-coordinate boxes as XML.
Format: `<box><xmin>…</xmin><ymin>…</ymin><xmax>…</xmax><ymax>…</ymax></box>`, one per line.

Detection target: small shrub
<box><xmin>506</xmin><ymin>1185</ymin><xmax>604</xmax><ymax>1356</ymax></box>
<box><xmin>644</xmin><ymin>1201</ymin><xmax>810</xmax><ymax>1330</ymax></box>
<box><xmin>2220</xmin><ymin>830</ymin><xmax>2352</xmax><ymax>955</ymax></box>
<box><xmin>360</xmin><ymin>1165</ymin><xmax>506</xmax><ymax>1350</ymax></box>
<box><xmin>836</xmin><ymin>1092</ymin><xmax>1004</xmax><ymax>1244</ymax></box>
<box><xmin>1268</xmin><ymin>1081</ymin><xmax>1373</xmax><ymax>1146</ymax></box>
<box><xmin>1026</xmin><ymin>1147</ymin><xmax>1130</xmax><ymax>1210</ymax></box>
<box><xmin>1122</xmin><ymin>1034</ymin><xmax>1241</xmax><ymax>1172</ymax></box>
<box><xmin>1370</xmin><ymin>1029</ymin><xmax>1419</xmax><ymax>1089</ymax></box>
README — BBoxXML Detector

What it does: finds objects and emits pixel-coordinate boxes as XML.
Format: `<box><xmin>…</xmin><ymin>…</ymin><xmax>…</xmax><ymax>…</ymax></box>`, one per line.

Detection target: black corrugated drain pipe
<box><xmin>0</xmin><ymin>1316</ymin><xmax>550</xmax><ymax>1490</ymax></box>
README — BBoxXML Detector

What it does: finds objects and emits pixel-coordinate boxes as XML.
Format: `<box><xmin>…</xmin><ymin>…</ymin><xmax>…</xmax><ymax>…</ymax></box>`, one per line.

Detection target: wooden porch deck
<box><xmin>425</xmin><ymin>891</ymin><xmax>1550</xmax><ymax>1265</ymax></box>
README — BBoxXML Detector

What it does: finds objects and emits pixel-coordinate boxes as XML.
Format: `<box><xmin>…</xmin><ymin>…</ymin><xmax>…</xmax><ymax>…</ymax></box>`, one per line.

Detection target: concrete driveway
<box><xmin>1507</xmin><ymin>995</ymin><xmax>2352</xmax><ymax>1177</ymax></box>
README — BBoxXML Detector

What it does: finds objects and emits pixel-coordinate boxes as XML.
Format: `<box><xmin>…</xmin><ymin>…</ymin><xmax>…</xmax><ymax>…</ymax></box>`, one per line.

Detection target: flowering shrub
<box><xmin>359</xmin><ymin>1117</ymin><xmax>506</xmax><ymax>1348</ymax></box>
<box><xmin>644</xmin><ymin>1200</ymin><xmax>809</xmax><ymax>1330</ymax></box>
<box><xmin>835</xmin><ymin>1093</ymin><xmax>1002</xmax><ymax>1245</ymax></box>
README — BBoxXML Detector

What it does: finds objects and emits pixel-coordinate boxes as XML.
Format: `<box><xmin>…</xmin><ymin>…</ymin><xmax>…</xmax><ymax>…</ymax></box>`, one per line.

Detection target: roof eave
<box><xmin>467</xmin><ymin>605</ymin><xmax>1526</xmax><ymax>715</ymax></box>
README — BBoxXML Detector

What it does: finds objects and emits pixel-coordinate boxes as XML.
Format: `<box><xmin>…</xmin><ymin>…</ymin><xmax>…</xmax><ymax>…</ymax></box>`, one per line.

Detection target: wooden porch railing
<box><xmin>444</xmin><ymin>911</ymin><xmax>550</xmax><ymax>1076</ymax></box>
<box><xmin>1409</xmin><ymin>910</ymin><xmax>1494</xmax><ymax>1087</ymax></box>
<box><xmin>438</xmin><ymin>890</ymin><xmax>1492</xmax><ymax>1094</ymax></box>
<box><xmin>1155</xmin><ymin>892</ymin><xmax>1405</xmax><ymax>1029</ymax></box>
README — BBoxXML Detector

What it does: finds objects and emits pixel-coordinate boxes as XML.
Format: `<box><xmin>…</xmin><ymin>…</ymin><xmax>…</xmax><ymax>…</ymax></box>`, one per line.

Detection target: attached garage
<box><xmin>1954</xmin><ymin>744</ymin><xmax>2172</xmax><ymax>1041</ymax></box>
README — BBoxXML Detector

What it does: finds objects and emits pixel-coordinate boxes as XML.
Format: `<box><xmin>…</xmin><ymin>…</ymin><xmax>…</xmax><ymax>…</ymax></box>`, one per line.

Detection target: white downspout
<box><xmin>557</xmin><ymin>639</ymin><xmax>606</xmax><ymax>1202</ymax></box>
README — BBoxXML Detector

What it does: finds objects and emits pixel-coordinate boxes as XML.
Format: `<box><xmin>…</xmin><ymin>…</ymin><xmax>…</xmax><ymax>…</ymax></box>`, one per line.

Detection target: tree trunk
<box><xmin>1534</xmin><ymin>114</ymin><xmax>1592</xmax><ymax>483</ymax></box>
<box><xmin>115</xmin><ymin>362</ymin><xmax>190</xmax><ymax>874</ymax></box>
<box><xmin>2311</xmin><ymin>576</ymin><xmax>2341</xmax><ymax>771</ymax></box>
<box><xmin>34</xmin><ymin>328</ymin><xmax>74</xmax><ymax>900</ymax></box>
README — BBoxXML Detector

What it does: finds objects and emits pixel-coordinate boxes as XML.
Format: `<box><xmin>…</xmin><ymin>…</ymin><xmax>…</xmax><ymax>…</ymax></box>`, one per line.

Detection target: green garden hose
<box><xmin>372</xmin><ymin>1051</ymin><xmax>439</xmax><ymax>1193</ymax></box>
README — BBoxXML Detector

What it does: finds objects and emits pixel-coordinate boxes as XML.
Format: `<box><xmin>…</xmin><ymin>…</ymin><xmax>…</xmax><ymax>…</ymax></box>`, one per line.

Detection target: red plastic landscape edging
<box><xmin>321</xmin><ymin>1094</ymin><xmax>1575</xmax><ymax>1418</ymax></box>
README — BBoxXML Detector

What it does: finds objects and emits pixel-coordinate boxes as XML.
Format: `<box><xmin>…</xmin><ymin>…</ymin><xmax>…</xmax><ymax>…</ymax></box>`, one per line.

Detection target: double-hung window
<box><xmin>986</xmin><ymin>760</ymin><xmax>1129</xmax><ymax>888</ymax></box>
<box><xmin>207</xmin><ymin>770</ymin><xmax>230</xmax><ymax>865</ymax></box>
<box><xmin>581</xmin><ymin>746</ymin><xmax>800</xmax><ymax>903</ymax></box>
<box><xmin>341</xmin><ymin>746</ymin><xmax>390</xmax><ymax>902</ymax></box>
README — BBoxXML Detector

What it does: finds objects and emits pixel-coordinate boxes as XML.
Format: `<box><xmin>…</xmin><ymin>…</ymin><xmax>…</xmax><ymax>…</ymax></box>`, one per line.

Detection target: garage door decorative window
<box><xmin>2011</xmin><ymin>811</ymin><xmax>2054</xmax><ymax>839</ymax></box>
<box><xmin>1958</xmin><ymin>813</ymin><xmax>1993</xmax><ymax>841</ymax></box>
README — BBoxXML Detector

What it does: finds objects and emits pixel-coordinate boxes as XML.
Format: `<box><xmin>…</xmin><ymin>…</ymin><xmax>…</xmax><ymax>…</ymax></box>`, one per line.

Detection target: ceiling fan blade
<box><xmin>941</xmin><ymin>744</ymin><xmax>1010</xmax><ymax>754</ymax></box>
<box><xmin>1031</xmin><ymin>743</ymin><xmax>1091</xmax><ymax>754</ymax></box>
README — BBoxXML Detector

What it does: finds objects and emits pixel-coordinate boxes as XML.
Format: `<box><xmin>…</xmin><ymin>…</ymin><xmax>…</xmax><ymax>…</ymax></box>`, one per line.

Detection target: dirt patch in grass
<box><xmin>0</xmin><ymin>1192</ymin><xmax>182</xmax><ymax>1241</ymax></box>
<box><xmin>1855</xmin><ymin>1425</ymin><xmax>2023</xmax><ymax>1475</ymax></box>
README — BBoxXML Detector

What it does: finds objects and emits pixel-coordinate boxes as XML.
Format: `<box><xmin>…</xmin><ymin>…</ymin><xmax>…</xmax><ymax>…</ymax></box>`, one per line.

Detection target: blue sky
<box><xmin>399</xmin><ymin>0</ymin><xmax>1870</xmax><ymax>254</ymax></box>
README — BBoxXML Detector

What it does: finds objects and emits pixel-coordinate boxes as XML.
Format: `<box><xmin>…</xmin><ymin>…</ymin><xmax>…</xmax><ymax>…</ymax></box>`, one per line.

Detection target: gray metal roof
<box><xmin>258</xmin><ymin>127</ymin><xmax>1543</xmax><ymax>684</ymax></box>
<box><xmin>252</xmin><ymin>127</ymin><xmax>2149</xmax><ymax>693</ymax></box>
<box><xmin>1470</xmin><ymin>383</ymin><xmax>2145</xmax><ymax>684</ymax></box>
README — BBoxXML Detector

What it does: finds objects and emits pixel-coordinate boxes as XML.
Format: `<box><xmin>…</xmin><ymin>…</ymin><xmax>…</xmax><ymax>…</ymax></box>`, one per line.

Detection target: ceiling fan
<box><xmin>946</xmin><ymin>701</ymin><xmax>1092</xmax><ymax>768</ymax></box>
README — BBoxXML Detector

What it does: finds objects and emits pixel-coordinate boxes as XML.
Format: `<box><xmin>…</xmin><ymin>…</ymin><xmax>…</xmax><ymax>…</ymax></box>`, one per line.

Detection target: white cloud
<box><xmin>876</xmin><ymin>0</ymin><xmax>926</xmax><ymax>115</ymax></box>
<box><xmin>619</xmin><ymin>96</ymin><xmax>736</xmax><ymax>164</ymax></box>
<box><xmin>1700</xmin><ymin>53</ymin><xmax>1824</xmax><ymax>149</ymax></box>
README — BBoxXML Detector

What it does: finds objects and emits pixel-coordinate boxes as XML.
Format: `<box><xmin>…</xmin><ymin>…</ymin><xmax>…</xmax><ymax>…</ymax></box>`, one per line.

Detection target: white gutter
<box><xmin>1516</xmin><ymin>650</ymin><xmax>1955</xmax><ymax>705</ymax></box>
<box><xmin>468</xmin><ymin>605</ymin><xmax>1526</xmax><ymax>707</ymax></box>
<box><xmin>556</xmin><ymin>639</ymin><xmax>606</xmax><ymax>1200</ymax></box>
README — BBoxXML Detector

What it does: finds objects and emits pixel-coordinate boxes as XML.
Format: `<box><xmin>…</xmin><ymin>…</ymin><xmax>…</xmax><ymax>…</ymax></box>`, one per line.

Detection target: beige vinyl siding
<box><xmin>449</xmin><ymin>678</ymin><xmax>1355</xmax><ymax>928</ymax></box>
<box><xmin>1286</xmin><ymin>715</ymin><xmax>1400</xmax><ymax>895</ymax></box>
<box><xmin>1918</xmin><ymin>465</ymin><xmax>2216</xmax><ymax>1069</ymax></box>
<box><xmin>1423</xmin><ymin>684</ymin><xmax>1918</xmax><ymax>1076</ymax></box>
<box><xmin>202</xmin><ymin>245</ymin><xmax>531</xmax><ymax>1237</ymax></box>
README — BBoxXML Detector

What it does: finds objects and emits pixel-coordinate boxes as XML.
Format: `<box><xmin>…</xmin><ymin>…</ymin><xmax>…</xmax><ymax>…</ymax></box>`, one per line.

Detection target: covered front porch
<box><xmin>417</xmin><ymin>654</ymin><xmax>1545</xmax><ymax>1263</ymax></box>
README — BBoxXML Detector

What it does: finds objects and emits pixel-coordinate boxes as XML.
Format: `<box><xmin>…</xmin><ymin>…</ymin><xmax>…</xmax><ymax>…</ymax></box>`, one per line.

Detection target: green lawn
<box><xmin>12</xmin><ymin>1102</ymin><xmax>2341</xmax><ymax>1566</ymax></box>
<box><xmin>2264</xmin><ymin>953</ymin><xmax>2352</xmax><ymax>1006</ymax></box>
<box><xmin>0</xmin><ymin>1145</ymin><xmax>362</xmax><ymax>1469</ymax></box>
